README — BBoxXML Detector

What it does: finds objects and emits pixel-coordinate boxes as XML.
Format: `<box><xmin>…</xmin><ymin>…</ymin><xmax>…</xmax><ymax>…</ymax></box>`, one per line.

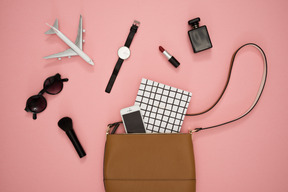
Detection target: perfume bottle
<box><xmin>188</xmin><ymin>17</ymin><xmax>212</xmax><ymax>53</ymax></box>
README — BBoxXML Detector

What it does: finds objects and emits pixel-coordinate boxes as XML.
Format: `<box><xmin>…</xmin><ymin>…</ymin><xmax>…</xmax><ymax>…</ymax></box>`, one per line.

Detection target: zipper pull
<box><xmin>106</xmin><ymin>122</ymin><xmax>122</xmax><ymax>135</ymax></box>
<box><xmin>106</xmin><ymin>126</ymin><xmax>111</xmax><ymax>135</ymax></box>
<box><xmin>189</xmin><ymin>128</ymin><xmax>203</xmax><ymax>134</ymax></box>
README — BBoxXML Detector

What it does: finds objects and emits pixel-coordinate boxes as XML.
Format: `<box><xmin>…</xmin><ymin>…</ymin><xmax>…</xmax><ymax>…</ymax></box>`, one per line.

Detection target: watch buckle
<box><xmin>133</xmin><ymin>20</ymin><xmax>140</xmax><ymax>27</ymax></box>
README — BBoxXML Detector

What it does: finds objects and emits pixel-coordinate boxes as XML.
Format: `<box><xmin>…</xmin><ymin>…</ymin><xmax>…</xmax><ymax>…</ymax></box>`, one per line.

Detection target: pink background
<box><xmin>0</xmin><ymin>0</ymin><xmax>288</xmax><ymax>191</ymax></box>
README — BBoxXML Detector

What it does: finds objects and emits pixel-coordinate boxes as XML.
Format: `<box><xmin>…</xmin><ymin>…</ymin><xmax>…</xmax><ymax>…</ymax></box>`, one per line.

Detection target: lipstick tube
<box><xmin>159</xmin><ymin>46</ymin><xmax>180</xmax><ymax>68</ymax></box>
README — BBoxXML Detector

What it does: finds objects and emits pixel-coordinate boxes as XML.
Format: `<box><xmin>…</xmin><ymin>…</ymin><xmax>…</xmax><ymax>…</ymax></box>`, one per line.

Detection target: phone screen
<box><xmin>122</xmin><ymin>111</ymin><xmax>146</xmax><ymax>133</ymax></box>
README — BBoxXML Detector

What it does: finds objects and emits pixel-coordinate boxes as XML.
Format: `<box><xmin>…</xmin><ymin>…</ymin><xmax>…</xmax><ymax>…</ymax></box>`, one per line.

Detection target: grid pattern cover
<box><xmin>135</xmin><ymin>78</ymin><xmax>192</xmax><ymax>133</ymax></box>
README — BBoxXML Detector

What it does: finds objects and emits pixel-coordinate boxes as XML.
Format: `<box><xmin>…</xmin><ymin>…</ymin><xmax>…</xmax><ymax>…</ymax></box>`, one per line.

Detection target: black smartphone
<box><xmin>120</xmin><ymin>105</ymin><xmax>146</xmax><ymax>133</ymax></box>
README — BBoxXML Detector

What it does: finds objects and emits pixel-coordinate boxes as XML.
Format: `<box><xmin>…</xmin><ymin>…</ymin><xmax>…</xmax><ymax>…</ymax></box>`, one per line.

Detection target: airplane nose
<box><xmin>89</xmin><ymin>60</ymin><xmax>94</xmax><ymax>65</ymax></box>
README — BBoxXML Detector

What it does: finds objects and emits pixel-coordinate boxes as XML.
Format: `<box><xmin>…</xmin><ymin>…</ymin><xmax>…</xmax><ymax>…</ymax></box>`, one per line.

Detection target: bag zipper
<box><xmin>106</xmin><ymin>125</ymin><xmax>195</xmax><ymax>136</ymax></box>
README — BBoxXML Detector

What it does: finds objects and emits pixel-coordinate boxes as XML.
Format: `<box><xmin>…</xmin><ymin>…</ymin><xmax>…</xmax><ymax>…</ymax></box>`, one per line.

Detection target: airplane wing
<box><xmin>44</xmin><ymin>15</ymin><xmax>84</xmax><ymax>59</ymax></box>
<box><xmin>43</xmin><ymin>48</ymin><xmax>78</xmax><ymax>59</ymax></box>
<box><xmin>74</xmin><ymin>15</ymin><xmax>83</xmax><ymax>50</ymax></box>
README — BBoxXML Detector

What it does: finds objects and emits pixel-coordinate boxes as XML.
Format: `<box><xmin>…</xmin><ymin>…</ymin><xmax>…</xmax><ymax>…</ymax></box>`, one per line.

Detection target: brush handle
<box><xmin>66</xmin><ymin>129</ymin><xmax>86</xmax><ymax>158</ymax></box>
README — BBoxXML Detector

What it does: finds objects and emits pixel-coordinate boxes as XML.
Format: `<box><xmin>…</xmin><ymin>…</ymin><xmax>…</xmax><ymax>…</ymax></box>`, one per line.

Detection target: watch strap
<box><xmin>105</xmin><ymin>58</ymin><xmax>124</xmax><ymax>93</ymax></box>
<box><xmin>124</xmin><ymin>21</ymin><xmax>140</xmax><ymax>48</ymax></box>
<box><xmin>105</xmin><ymin>20</ymin><xmax>140</xmax><ymax>93</ymax></box>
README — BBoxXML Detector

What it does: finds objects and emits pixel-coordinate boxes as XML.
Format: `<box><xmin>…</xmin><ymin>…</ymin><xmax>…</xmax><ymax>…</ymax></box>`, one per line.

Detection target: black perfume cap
<box><xmin>188</xmin><ymin>17</ymin><xmax>201</xmax><ymax>29</ymax></box>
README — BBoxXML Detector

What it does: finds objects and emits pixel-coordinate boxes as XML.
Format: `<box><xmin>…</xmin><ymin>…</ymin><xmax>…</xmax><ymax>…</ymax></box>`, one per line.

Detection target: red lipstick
<box><xmin>159</xmin><ymin>46</ymin><xmax>180</xmax><ymax>68</ymax></box>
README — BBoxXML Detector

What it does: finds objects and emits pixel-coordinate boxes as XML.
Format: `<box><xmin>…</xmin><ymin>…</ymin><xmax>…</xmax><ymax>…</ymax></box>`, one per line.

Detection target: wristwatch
<box><xmin>105</xmin><ymin>20</ymin><xmax>140</xmax><ymax>93</ymax></box>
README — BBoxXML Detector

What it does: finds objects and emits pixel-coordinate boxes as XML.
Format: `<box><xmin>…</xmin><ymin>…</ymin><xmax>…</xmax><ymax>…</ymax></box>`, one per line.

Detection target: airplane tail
<box><xmin>45</xmin><ymin>19</ymin><xmax>58</xmax><ymax>34</ymax></box>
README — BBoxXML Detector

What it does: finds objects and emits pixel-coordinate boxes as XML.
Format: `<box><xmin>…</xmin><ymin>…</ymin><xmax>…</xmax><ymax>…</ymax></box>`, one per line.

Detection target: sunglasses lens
<box><xmin>44</xmin><ymin>76</ymin><xmax>63</xmax><ymax>94</ymax></box>
<box><xmin>26</xmin><ymin>95</ymin><xmax>47</xmax><ymax>113</ymax></box>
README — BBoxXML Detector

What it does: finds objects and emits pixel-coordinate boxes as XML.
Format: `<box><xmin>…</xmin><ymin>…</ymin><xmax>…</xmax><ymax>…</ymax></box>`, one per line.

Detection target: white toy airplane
<box><xmin>44</xmin><ymin>15</ymin><xmax>94</xmax><ymax>66</ymax></box>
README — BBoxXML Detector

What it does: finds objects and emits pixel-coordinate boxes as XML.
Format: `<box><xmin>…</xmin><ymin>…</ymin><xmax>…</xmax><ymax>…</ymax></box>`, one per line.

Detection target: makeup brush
<box><xmin>58</xmin><ymin>117</ymin><xmax>86</xmax><ymax>158</ymax></box>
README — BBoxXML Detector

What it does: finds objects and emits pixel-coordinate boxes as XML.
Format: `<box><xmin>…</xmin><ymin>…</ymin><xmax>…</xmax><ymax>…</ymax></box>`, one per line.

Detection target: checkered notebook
<box><xmin>135</xmin><ymin>78</ymin><xmax>192</xmax><ymax>133</ymax></box>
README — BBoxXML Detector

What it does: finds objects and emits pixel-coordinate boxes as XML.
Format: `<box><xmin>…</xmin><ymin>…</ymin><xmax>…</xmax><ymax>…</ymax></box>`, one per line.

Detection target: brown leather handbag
<box><xmin>103</xmin><ymin>43</ymin><xmax>267</xmax><ymax>192</ymax></box>
<box><xmin>104</xmin><ymin>133</ymin><xmax>196</xmax><ymax>192</ymax></box>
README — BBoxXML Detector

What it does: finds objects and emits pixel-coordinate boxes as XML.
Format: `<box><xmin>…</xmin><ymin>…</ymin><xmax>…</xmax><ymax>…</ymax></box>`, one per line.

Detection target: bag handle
<box><xmin>189</xmin><ymin>43</ymin><xmax>267</xmax><ymax>132</ymax></box>
<box><xmin>107</xmin><ymin>43</ymin><xmax>267</xmax><ymax>134</ymax></box>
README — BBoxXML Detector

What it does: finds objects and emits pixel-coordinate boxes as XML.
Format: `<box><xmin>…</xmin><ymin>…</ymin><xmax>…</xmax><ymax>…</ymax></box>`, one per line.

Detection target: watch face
<box><xmin>118</xmin><ymin>46</ymin><xmax>131</xmax><ymax>60</ymax></box>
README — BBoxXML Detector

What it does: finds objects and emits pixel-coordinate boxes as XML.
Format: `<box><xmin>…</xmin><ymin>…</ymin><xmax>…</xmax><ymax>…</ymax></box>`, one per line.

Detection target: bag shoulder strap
<box><xmin>108</xmin><ymin>43</ymin><xmax>268</xmax><ymax>134</ymax></box>
<box><xmin>189</xmin><ymin>43</ymin><xmax>268</xmax><ymax>132</ymax></box>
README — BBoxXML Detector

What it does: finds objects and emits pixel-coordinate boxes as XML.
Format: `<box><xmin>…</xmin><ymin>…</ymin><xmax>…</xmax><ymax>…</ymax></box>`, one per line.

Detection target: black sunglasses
<box><xmin>25</xmin><ymin>73</ymin><xmax>68</xmax><ymax>120</ymax></box>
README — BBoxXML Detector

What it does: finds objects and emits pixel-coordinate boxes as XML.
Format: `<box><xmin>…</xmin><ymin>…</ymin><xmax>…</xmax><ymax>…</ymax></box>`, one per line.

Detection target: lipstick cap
<box><xmin>169</xmin><ymin>56</ymin><xmax>180</xmax><ymax>68</ymax></box>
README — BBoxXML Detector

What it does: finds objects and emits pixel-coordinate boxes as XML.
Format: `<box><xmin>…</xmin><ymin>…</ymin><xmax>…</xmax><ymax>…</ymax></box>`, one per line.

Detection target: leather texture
<box><xmin>104</xmin><ymin>133</ymin><xmax>196</xmax><ymax>192</ymax></box>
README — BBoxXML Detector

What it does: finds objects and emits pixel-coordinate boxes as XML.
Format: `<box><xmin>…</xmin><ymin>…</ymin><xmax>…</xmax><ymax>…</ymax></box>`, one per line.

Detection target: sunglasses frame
<box><xmin>25</xmin><ymin>73</ymin><xmax>68</xmax><ymax>120</ymax></box>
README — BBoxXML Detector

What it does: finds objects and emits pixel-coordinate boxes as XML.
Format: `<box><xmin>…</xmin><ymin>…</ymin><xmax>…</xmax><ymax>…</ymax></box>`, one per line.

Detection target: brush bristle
<box><xmin>58</xmin><ymin>117</ymin><xmax>73</xmax><ymax>132</ymax></box>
